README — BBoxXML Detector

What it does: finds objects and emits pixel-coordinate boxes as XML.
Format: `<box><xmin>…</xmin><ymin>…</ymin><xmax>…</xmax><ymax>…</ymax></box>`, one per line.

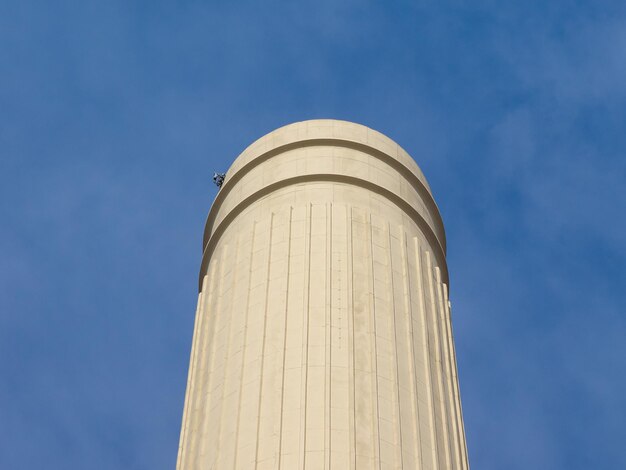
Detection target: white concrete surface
<box><xmin>177</xmin><ymin>120</ymin><xmax>469</xmax><ymax>469</ymax></box>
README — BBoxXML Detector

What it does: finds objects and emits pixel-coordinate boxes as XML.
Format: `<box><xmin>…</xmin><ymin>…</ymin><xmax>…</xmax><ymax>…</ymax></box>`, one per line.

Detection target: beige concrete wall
<box><xmin>177</xmin><ymin>120</ymin><xmax>469</xmax><ymax>469</ymax></box>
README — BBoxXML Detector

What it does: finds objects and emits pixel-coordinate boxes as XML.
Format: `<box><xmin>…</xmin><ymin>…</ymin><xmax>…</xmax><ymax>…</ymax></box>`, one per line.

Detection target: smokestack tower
<box><xmin>177</xmin><ymin>120</ymin><xmax>469</xmax><ymax>469</ymax></box>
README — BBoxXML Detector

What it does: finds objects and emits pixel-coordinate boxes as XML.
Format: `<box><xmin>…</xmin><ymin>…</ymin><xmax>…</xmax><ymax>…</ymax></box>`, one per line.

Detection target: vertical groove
<box><xmin>277</xmin><ymin>207</ymin><xmax>294</xmax><ymax>469</ymax></box>
<box><xmin>278</xmin><ymin>205</ymin><xmax>307</xmax><ymax>467</ymax></box>
<box><xmin>368</xmin><ymin>215</ymin><xmax>382</xmax><ymax>470</ymax></box>
<box><xmin>434</xmin><ymin>270</ymin><xmax>462</xmax><ymax>470</ymax></box>
<box><xmin>185</xmin><ymin>267</ymin><xmax>214</xmax><ymax>465</ymax></box>
<box><xmin>348</xmin><ymin>207</ymin><xmax>356</xmax><ymax>470</ymax></box>
<box><xmin>328</xmin><ymin>203</ymin><xmax>349</xmax><ymax>469</ymax></box>
<box><xmin>326</xmin><ymin>203</ymin><xmax>332</xmax><ymax>470</ymax></box>
<box><xmin>424</xmin><ymin>252</ymin><xmax>453</xmax><ymax>469</ymax></box>
<box><xmin>299</xmin><ymin>203</ymin><xmax>312</xmax><ymax>469</ymax></box>
<box><xmin>401</xmin><ymin>233</ymin><xmax>422</xmax><ymax>469</ymax></box>
<box><xmin>254</xmin><ymin>213</ymin><xmax>275</xmax><ymax>468</ymax></box>
<box><xmin>177</xmin><ymin>275</ymin><xmax>208</xmax><ymax>469</ymax></box>
<box><xmin>189</xmin><ymin>249</ymin><xmax>226</xmax><ymax>466</ymax></box>
<box><xmin>303</xmin><ymin>203</ymin><xmax>328</xmax><ymax>467</ymax></box>
<box><xmin>387</xmin><ymin>224</ymin><xmax>404</xmax><ymax>468</ymax></box>
<box><xmin>232</xmin><ymin>222</ymin><xmax>257</xmax><ymax>469</ymax></box>
<box><xmin>198</xmin><ymin>243</ymin><xmax>233</xmax><ymax>463</ymax></box>
<box><xmin>443</xmin><ymin>285</ymin><xmax>469</xmax><ymax>470</ymax></box>
<box><xmin>351</xmin><ymin>208</ymin><xmax>377</xmax><ymax>469</ymax></box>
<box><xmin>446</xmin><ymin>285</ymin><xmax>466</xmax><ymax>470</ymax></box>
<box><xmin>414</xmin><ymin>239</ymin><xmax>439</xmax><ymax>470</ymax></box>
<box><xmin>211</xmin><ymin>233</ymin><xmax>243</xmax><ymax>468</ymax></box>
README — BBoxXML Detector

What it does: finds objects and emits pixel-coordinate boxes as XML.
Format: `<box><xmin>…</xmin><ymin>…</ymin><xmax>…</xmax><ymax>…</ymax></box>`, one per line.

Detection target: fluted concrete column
<box><xmin>177</xmin><ymin>120</ymin><xmax>469</xmax><ymax>469</ymax></box>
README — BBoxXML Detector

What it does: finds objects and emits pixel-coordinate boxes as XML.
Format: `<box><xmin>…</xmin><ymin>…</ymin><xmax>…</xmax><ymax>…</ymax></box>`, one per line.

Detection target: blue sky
<box><xmin>1</xmin><ymin>1</ymin><xmax>625</xmax><ymax>468</ymax></box>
